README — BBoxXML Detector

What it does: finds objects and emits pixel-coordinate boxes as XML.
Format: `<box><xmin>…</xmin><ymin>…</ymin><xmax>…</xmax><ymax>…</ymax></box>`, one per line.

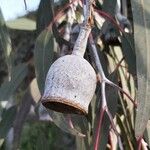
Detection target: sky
<box><xmin>0</xmin><ymin>0</ymin><xmax>40</xmax><ymax>21</ymax></box>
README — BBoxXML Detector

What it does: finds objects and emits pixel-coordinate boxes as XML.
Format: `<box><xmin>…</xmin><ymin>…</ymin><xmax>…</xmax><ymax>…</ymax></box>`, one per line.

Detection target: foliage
<box><xmin>0</xmin><ymin>0</ymin><xmax>150</xmax><ymax>149</ymax></box>
<box><xmin>20</xmin><ymin>122</ymin><xmax>75</xmax><ymax>150</ymax></box>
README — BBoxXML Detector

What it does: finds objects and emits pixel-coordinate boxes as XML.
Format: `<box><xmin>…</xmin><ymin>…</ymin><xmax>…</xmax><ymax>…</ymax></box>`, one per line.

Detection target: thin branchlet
<box><xmin>89</xmin><ymin>34</ymin><xmax>136</xmax><ymax>150</ymax></box>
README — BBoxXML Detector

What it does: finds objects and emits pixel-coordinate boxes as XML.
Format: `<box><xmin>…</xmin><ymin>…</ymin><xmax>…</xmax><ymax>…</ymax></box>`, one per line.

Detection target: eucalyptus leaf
<box><xmin>131</xmin><ymin>0</ymin><xmax>150</xmax><ymax>139</ymax></box>
<box><xmin>36</xmin><ymin>0</ymin><xmax>53</xmax><ymax>34</ymax></box>
<box><xmin>0</xmin><ymin>64</ymin><xmax>28</xmax><ymax>101</ymax></box>
<box><xmin>121</xmin><ymin>33</ymin><xmax>136</xmax><ymax>76</ymax></box>
<box><xmin>0</xmin><ymin>9</ymin><xmax>11</xmax><ymax>58</ymax></box>
<box><xmin>36</xmin><ymin>132</ymin><xmax>49</xmax><ymax>150</ymax></box>
<box><xmin>71</xmin><ymin>114</ymin><xmax>91</xmax><ymax>149</ymax></box>
<box><xmin>48</xmin><ymin>111</ymin><xmax>86</xmax><ymax>137</ymax></box>
<box><xmin>0</xmin><ymin>8</ymin><xmax>11</xmax><ymax>81</ymax></box>
<box><xmin>34</xmin><ymin>30</ymin><xmax>55</xmax><ymax>94</ymax></box>
<box><xmin>0</xmin><ymin>106</ymin><xmax>17</xmax><ymax>139</ymax></box>
<box><xmin>0</xmin><ymin>139</ymin><xmax>4</xmax><ymax>148</ymax></box>
<box><xmin>6</xmin><ymin>18</ymin><xmax>36</xmax><ymax>31</ymax></box>
<box><xmin>76</xmin><ymin>136</ymin><xmax>86</xmax><ymax>150</ymax></box>
<box><xmin>29</xmin><ymin>78</ymin><xmax>41</xmax><ymax>103</ymax></box>
<box><xmin>116</xmin><ymin>115</ymin><xmax>134</xmax><ymax>150</ymax></box>
<box><xmin>102</xmin><ymin>0</ymin><xmax>117</xmax><ymax>15</ymax></box>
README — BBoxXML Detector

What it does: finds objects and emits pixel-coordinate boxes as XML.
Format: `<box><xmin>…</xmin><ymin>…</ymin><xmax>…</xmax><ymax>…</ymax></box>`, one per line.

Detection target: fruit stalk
<box><xmin>72</xmin><ymin>0</ymin><xmax>93</xmax><ymax>57</ymax></box>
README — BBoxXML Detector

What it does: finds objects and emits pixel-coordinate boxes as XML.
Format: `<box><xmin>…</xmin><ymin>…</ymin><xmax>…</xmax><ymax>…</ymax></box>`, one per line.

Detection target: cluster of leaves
<box><xmin>0</xmin><ymin>0</ymin><xmax>150</xmax><ymax>149</ymax></box>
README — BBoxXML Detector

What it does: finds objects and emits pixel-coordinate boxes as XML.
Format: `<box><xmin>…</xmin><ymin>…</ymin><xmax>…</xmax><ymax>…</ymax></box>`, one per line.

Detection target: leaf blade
<box><xmin>0</xmin><ymin>106</ymin><xmax>17</xmax><ymax>139</ymax></box>
<box><xmin>34</xmin><ymin>30</ymin><xmax>55</xmax><ymax>94</ymax></box>
<box><xmin>0</xmin><ymin>64</ymin><xmax>28</xmax><ymax>101</ymax></box>
<box><xmin>131</xmin><ymin>0</ymin><xmax>150</xmax><ymax>138</ymax></box>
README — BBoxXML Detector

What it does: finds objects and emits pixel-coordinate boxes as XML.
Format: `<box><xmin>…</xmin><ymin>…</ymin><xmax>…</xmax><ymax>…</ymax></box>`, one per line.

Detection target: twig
<box><xmin>89</xmin><ymin>34</ymin><xmax>136</xmax><ymax>150</ymax></box>
<box><xmin>89</xmin><ymin>34</ymin><xmax>137</xmax><ymax>106</ymax></box>
<box><xmin>24</xmin><ymin>0</ymin><xmax>27</xmax><ymax>10</ymax></box>
<box><xmin>94</xmin><ymin>106</ymin><xmax>106</xmax><ymax>150</ymax></box>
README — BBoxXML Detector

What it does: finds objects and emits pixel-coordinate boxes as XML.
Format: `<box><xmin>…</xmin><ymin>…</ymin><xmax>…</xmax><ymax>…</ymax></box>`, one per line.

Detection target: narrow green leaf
<box><xmin>34</xmin><ymin>30</ymin><xmax>55</xmax><ymax>94</ymax></box>
<box><xmin>0</xmin><ymin>64</ymin><xmax>28</xmax><ymax>100</ymax></box>
<box><xmin>36</xmin><ymin>132</ymin><xmax>49</xmax><ymax>150</ymax></box>
<box><xmin>131</xmin><ymin>0</ymin><xmax>150</xmax><ymax>138</ymax></box>
<box><xmin>71</xmin><ymin>114</ymin><xmax>91</xmax><ymax>149</ymax></box>
<box><xmin>0</xmin><ymin>139</ymin><xmax>4</xmax><ymax>148</ymax></box>
<box><xmin>0</xmin><ymin>9</ymin><xmax>11</xmax><ymax>58</ymax></box>
<box><xmin>48</xmin><ymin>111</ymin><xmax>86</xmax><ymax>137</ymax></box>
<box><xmin>76</xmin><ymin>136</ymin><xmax>86</xmax><ymax>150</ymax></box>
<box><xmin>36</xmin><ymin>0</ymin><xmax>53</xmax><ymax>34</ymax></box>
<box><xmin>0</xmin><ymin>106</ymin><xmax>17</xmax><ymax>138</ymax></box>
<box><xmin>102</xmin><ymin>0</ymin><xmax>117</xmax><ymax>15</ymax></box>
<box><xmin>121</xmin><ymin>33</ymin><xmax>136</xmax><ymax>76</ymax></box>
<box><xmin>0</xmin><ymin>8</ymin><xmax>11</xmax><ymax>81</ymax></box>
<box><xmin>116</xmin><ymin>115</ymin><xmax>134</xmax><ymax>150</ymax></box>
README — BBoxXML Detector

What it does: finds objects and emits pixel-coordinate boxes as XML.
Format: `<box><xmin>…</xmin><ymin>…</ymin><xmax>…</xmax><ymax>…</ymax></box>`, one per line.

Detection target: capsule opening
<box><xmin>41</xmin><ymin>97</ymin><xmax>87</xmax><ymax>115</ymax></box>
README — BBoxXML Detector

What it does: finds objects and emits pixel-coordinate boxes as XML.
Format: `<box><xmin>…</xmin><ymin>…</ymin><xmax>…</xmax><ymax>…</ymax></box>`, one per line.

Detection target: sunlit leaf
<box><xmin>131</xmin><ymin>0</ymin><xmax>150</xmax><ymax>139</ymax></box>
<box><xmin>0</xmin><ymin>9</ymin><xmax>11</xmax><ymax>58</ymax></box>
<box><xmin>0</xmin><ymin>139</ymin><xmax>4</xmax><ymax>148</ymax></box>
<box><xmin>6</xmin><ymin>18</ymin><xmax>36</xmax><ymax>31</ymax></box>
<box><xmin>0</xmin><ymin>64</ymin><xmax>28</xmax><ymax>101</ymax></box>
<box><xmin>29</xmin><ymin>78</ymin><xmax>41</xmax><ymax>103</ymax></box>
<box><xmin>0</xmin><ymin>106</ymin><xmax>17</xmax><ymax>138</ymax></box>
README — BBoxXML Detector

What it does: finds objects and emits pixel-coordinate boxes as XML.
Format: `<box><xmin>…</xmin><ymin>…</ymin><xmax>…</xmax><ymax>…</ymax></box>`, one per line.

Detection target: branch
<box><xmin>88</xmin><ymin>34</ymin><xmax>136</xmax><ymax>150</ymax></box>
<box><xmin>89</xmin><ymin>34</ymin><xmax>137</xmax><ymax>107</ymax></box>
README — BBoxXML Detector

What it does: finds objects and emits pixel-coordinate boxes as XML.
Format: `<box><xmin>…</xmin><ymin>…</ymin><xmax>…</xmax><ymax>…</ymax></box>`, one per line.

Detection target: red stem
<box><xmin>94</xmin><ymin>8</ymin><xmax>124</xmax><ymax>33</ymax></box>
<box><xmin>107</xmin><ymin>81</ymin><xmax>137</xmax><ymax>108</ymax></box>
<box><xmin>94</xmin><ymin>106</ymin><xmax>106</xmax><ymax>150</ymax></box>
<box><xmin>113</xmin><ymin>57</ymin><xmax>125</xmax><ymax>73</ymax></box>
<box><xmin>106</xmin><ymin>109</ymin><xmax>119</xmax><ymax>136</ymax></box>
<box><xmin>137</xmin><ymin>137</ymin><xmax>142</xmax><ymax>150</ymax></box>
